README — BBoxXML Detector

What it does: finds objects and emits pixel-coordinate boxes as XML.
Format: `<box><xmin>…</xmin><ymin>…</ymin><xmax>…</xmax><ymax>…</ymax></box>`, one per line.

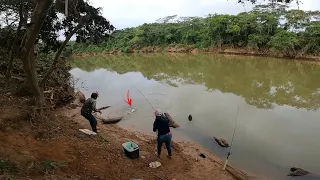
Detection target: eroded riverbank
<box><xmin>72</xmin><ymin>48</ymin><xmax>320</xmax><ymax>62</ymax></box>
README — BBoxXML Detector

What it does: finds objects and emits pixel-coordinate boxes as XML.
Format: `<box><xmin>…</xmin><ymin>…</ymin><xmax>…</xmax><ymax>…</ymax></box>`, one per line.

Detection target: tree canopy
<box><xmin>72</xmin><ymin>3</ymin><xmax>320</xmax><ymax>57</ymax></box>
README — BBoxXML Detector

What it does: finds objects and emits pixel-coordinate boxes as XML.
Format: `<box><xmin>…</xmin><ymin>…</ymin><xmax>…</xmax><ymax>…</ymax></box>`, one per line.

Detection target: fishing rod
<box><xmin>222</xmin><ymin>105</ymin><xmax>240</xmax><ymax>170</ymax></box>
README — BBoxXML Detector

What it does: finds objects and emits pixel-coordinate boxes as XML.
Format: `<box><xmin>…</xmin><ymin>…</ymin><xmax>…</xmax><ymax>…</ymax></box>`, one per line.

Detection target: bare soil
<box><xmin>0</xmin><ymin>91</ymin><xmax>252</xmax><ymax>180</ymax></box>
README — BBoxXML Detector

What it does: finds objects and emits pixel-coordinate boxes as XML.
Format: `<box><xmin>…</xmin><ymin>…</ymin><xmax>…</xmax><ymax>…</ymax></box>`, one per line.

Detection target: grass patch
<box><xmin>42</xmin><ymin>160</ymin><xmax>66</xmax><ymax>174</ymax></box>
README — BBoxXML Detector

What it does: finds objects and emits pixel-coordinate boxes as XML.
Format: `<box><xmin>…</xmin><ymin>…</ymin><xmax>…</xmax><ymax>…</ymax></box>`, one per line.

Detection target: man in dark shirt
<box><xmin>81</xmin><ymin>92</ymin><xmax>101</xmax><ymax>133</ymax></box>
<box><xmin>153</xmin><ymin>109</ymin><xmax>172</xmax><ymax>159</ymax></box>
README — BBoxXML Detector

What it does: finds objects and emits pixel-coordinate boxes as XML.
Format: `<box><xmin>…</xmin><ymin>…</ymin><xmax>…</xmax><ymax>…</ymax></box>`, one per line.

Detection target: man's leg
<box><xmin>157</xmin><ymin>136</ymin><xmax>164</xmax><ymax>158</ymax></box>
<box><xmin>81</xmin><ymin>113</ymin><xmax>92</xmax><ymax>128</ymax></box>
<box><xmin>165</xmin><ymin>134</ymin><xmax>172</xmax><ymax>157</ymax></box>
<box><xmin>87</xmin><ymin>114</ymin><xmax>98</xmax><ymax>133</ymax></box>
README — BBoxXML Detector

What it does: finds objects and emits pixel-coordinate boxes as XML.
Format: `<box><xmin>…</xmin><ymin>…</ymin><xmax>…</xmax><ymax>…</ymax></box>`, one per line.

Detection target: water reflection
<box><xmin>71</xmin><ymin>54</ymin><xmax>320</xmax><ymax>110</ymax></box>
<box><xmin>70</xmin><ymin>54</ymin><xmax>320</xmax><ymax>180</ymax></box>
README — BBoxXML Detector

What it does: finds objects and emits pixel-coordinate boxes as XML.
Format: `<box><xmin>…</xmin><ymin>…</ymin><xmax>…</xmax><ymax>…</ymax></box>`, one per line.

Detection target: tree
<box><xmin>19</xmin><ymin>0</ymin><xmax>54</xmax><ymax>109</ymax></box>
<box><xmin>0</xmin><ymin>0</ymin><xmax>114</xmax><ymax>109</ymax></box>
<box><xmin>4</xmin><ymin>0</ymin><xmax>27</xmax><ymax>87</ymax></box>
<box><xmin>300</xmin><ymin>22</ymin><xmax>320</xmax><ymax>54</ymax></box>
<box><xmin>268</xmin><ymin>30</ymin><xmax>300</xmax><ymax>56</ymax></box>
<box><xmin>40</xmin><ymin>0</ymin><xmax>115</xmax><ymax>87</ymax></box>
<box><xmin>71</xmin><ymin>2</ymin><xmax>319</xmax><ymax>59</ymax></box>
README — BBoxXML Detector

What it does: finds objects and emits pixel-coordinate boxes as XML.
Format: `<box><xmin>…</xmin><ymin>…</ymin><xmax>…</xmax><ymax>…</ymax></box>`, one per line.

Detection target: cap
<box><xmin>153</xmin><ymin>109</ymin><xmax>163</xmax><ymax>117</ymax></box>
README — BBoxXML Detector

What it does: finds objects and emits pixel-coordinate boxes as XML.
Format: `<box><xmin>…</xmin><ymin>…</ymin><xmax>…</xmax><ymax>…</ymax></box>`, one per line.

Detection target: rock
<box><xmin>199</xmin><ymin>153</ymin><xmax>206</xmax><ymax>158</ymax></box>
<box><xmin>69</xmin><ymin>103</ymin><xmax>79</xmax><ymax>109</ymax></box>
<box><xmin>76</xmin><ymin>91</ymin><xmax>85</xmax><ymax>103</ymax></box>
<box><xmin>288</xmin><ymin>167</ymin><xmax>310</xmax><ymax>176</ymax></box>
<box><xmin>213</xmin><ymin>136</ymin><xmax>229</xmax><ymax>148</ymax></box>
<box><xmin>5</xmin><ymin>127</ymin><xmax>12</xmax><ymax>131</ymax></box>
<box><xmin>149</xmin><ymin>161</ymin><xmax>161</xmax><ymax>168</ymax></box>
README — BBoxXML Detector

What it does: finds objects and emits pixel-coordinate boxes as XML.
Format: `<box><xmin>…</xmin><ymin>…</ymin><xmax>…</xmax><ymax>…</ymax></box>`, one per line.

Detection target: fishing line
<box><xmin>132</xmin><ymin>86</ymin><xmax>155</xmax><ymax>111</ymax></box>
<box><xmin>131</xmin><ymin>86</ymin><xmax>179</xmax><ymax>113</ymax></box>
<box><xmin>222</xmin><ymin>104</ymin><xmax>240</xmax><ymax>170</ymax></box>
<box><xmin>99</xmin><ymin>85</ymin><xmax>174</xmax><ymax>118</ymax></box>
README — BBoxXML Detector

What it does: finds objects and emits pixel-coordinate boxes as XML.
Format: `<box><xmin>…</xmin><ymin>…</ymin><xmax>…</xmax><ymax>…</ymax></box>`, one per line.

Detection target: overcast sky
<box><xmin>89</xmin><ymin>0</ymin><xmax>320</xmax><ymax>30</ymax></box>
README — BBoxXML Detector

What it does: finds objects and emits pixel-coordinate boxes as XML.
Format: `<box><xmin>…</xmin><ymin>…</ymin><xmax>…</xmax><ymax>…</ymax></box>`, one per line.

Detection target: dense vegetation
<box><xmin>0</xmin><ymin>0</ymin><xmax>114</xmax><ymax>109</ymax></box>
<box><xmin>72</xmin><ymin>4</ymin><xmax>320</xmax><ymax>58</ymax></box>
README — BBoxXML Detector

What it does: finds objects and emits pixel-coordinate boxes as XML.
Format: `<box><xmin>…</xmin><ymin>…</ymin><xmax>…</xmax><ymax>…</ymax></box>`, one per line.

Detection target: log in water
<box><xmin>95</xmin><ymin>114</ymin><xmax>123</xmax><ymax>124</ymax></box>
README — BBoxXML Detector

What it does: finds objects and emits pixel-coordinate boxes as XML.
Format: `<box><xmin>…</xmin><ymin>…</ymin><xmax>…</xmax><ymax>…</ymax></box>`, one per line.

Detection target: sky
<box><xmin>89</xmin><ymin>0</ymin><xmax>320</xmax><ymax>30</ymax></box>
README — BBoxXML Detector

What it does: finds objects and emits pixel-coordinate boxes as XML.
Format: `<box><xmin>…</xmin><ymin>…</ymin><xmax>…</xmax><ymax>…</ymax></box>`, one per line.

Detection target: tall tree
<box><xmin>20</xmin><ymin>0</ymin><xmax>54</xmax><ymax>108</ymax></box>
<box><xmin>0</xmin><ymin>0</ymin><xmax>114</xmax><ymax>109</ymax></box>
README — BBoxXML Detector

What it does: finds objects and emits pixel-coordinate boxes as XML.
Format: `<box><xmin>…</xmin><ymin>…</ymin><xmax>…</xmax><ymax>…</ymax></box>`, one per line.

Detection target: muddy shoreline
<box><xmin>72</xmin><ymin>47</ymin><xmax>320</xmax><ymax>62</ymax></box>
<box><xmin>66</xmin><ymin>105</ymin><xmax>257</xmax><ymax>180</ymax></box>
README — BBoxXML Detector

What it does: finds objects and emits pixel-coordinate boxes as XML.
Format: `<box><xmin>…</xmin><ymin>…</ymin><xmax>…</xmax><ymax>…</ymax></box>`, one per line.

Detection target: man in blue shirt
<box><xmin>153</xmin><ymin>109</ymin><xmax>172</xmax><ymax>159</ymax></box>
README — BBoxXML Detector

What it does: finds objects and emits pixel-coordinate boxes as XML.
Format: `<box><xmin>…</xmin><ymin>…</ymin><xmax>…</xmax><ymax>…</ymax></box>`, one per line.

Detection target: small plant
<box><xmin>42</xmin><ymin>160</ymin><xmax>66</xmax><ymax>174</ymax></box>
<box><xmin>0</xmin><ymin>160</ymin><xmax>10</xmax><ymax>172</ymax></box>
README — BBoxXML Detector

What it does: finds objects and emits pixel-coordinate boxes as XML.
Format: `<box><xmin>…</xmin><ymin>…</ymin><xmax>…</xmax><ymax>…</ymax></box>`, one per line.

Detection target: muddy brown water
<box><xmin>70</xmin><ymin>54</ymin><xmax>320</xmax><ymax>180</ymax></box>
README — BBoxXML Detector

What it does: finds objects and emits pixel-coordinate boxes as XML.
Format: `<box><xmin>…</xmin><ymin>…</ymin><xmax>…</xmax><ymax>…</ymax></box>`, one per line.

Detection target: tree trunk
<box><xmin>20</xmin><ymin>0</ymin><xmax>54</xmax><ymax>109</ymax></box>
<box><xmin>21</xmin><ymin>45</ymin><xmax>45</xmax><ymax>108</ymax></box>
<box><xmin>40</xmin><ymin>16</ymin><xmax>88</xmax><ymax>88</ymax></box>
<box><xmin>5</xmin><ymin>4</ymin><xmax>25</xmax><ymax>87</ymax></box>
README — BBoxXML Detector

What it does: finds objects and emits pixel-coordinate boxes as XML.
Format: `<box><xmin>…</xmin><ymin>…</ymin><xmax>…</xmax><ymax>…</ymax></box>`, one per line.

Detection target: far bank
<box><xmin>71</xmin><ymin>47</ymin><xmax>320</xmax><ymax>62</ymax></box>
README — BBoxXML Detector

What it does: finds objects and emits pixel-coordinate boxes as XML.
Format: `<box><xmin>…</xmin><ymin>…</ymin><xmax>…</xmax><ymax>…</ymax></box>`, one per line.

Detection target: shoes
<box><xmin>167</xmin><ymin>155</ymin><xmax>172</xmax><ymax>159</ymax></box>
<box><xmin>94</xmin><ymin>130</ymin><xmax>100</xmax><ymax>133</ymax></box>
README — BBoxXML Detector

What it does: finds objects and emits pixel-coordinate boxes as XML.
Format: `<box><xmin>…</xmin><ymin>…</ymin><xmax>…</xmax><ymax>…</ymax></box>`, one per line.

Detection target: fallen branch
<box><xmin>164</xmin><ymin>112</ymin><xmax>180</xmax><ymax>128</ymax></box>
<box><xmin>0</xmin><ymin>74</ymin><xmax>24</xmax><ymax>81</ymax></box>
<box><xmin>40</xmin><ymin>15</ymin><xmax>89</xmax><ymax>87</ymax></box>
<box><xmin>43</xmin><ymin>90</ymin><xmax>53</xmax><ymax>94</ymax></box>
<box><xmin>213</xmin><ymin>136</ymin><xmax>229</xmax><ymax>148</ymax></box>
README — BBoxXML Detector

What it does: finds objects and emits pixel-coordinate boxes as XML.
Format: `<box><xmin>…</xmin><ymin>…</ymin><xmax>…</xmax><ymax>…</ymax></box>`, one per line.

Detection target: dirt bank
<box><xmin>0</xmin><ymin>89</ymin><xmax>254</xmax><ymax>180</ymax></box>
<box><xmin>73</xmin><ymin>47</ymin><xmax>320</xmax><ymax>62</ymax></box>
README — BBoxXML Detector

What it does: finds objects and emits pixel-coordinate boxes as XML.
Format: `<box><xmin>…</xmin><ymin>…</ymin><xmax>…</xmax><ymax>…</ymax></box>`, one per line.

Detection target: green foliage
<box><xmin>268</xmin><ymin>30</ymin><xmax>299</xmax><ymax>53</ymax></box>
<box><xmin>42</xmin><ymin>160</ymin><xmax>66</xmax><ymax>174</ymax></box>
<box><xmin>0</xmin><ymin>0</ymin><xmax>114</xmax><ymax>56</ymax></box>
<box><xmin>72</xmin><ymin>5</ymin><xmax>320</xmax><ymax>57</ymax></box>
<box><xmin>0</xmin><ymin>160</ymin><xmax>10</xmax><ymax>172</ymax></box>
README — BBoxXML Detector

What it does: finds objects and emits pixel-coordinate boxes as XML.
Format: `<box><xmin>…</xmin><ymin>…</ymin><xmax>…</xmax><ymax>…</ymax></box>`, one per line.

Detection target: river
<box><xmin>69</xmin><ymin>53</ymin><xmax>320</xmax><ymax>180</ymax></box>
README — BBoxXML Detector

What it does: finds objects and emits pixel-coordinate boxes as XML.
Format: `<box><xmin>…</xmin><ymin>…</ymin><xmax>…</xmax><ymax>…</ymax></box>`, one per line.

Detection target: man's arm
<box><xmin>153</xmin><ymin>121</ymin><xmax>157</xmax><ymax>132</ymax></box>
<box><xmin>92</xmin><ymin>101</ymin><xmax>101</xmax><ymax>113</ymax></box>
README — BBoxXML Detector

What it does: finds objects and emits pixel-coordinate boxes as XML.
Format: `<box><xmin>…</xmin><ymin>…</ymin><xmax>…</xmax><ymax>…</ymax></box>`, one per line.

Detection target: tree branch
<box><xmin>22</xmin><ymin>0</ymin><xmax>54</xmax><ymax>52</ymax></box>
<box><xmin>40</xmin><ymin>15</ymin><xmax>88</xmax><ymax>87</ymax></box>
